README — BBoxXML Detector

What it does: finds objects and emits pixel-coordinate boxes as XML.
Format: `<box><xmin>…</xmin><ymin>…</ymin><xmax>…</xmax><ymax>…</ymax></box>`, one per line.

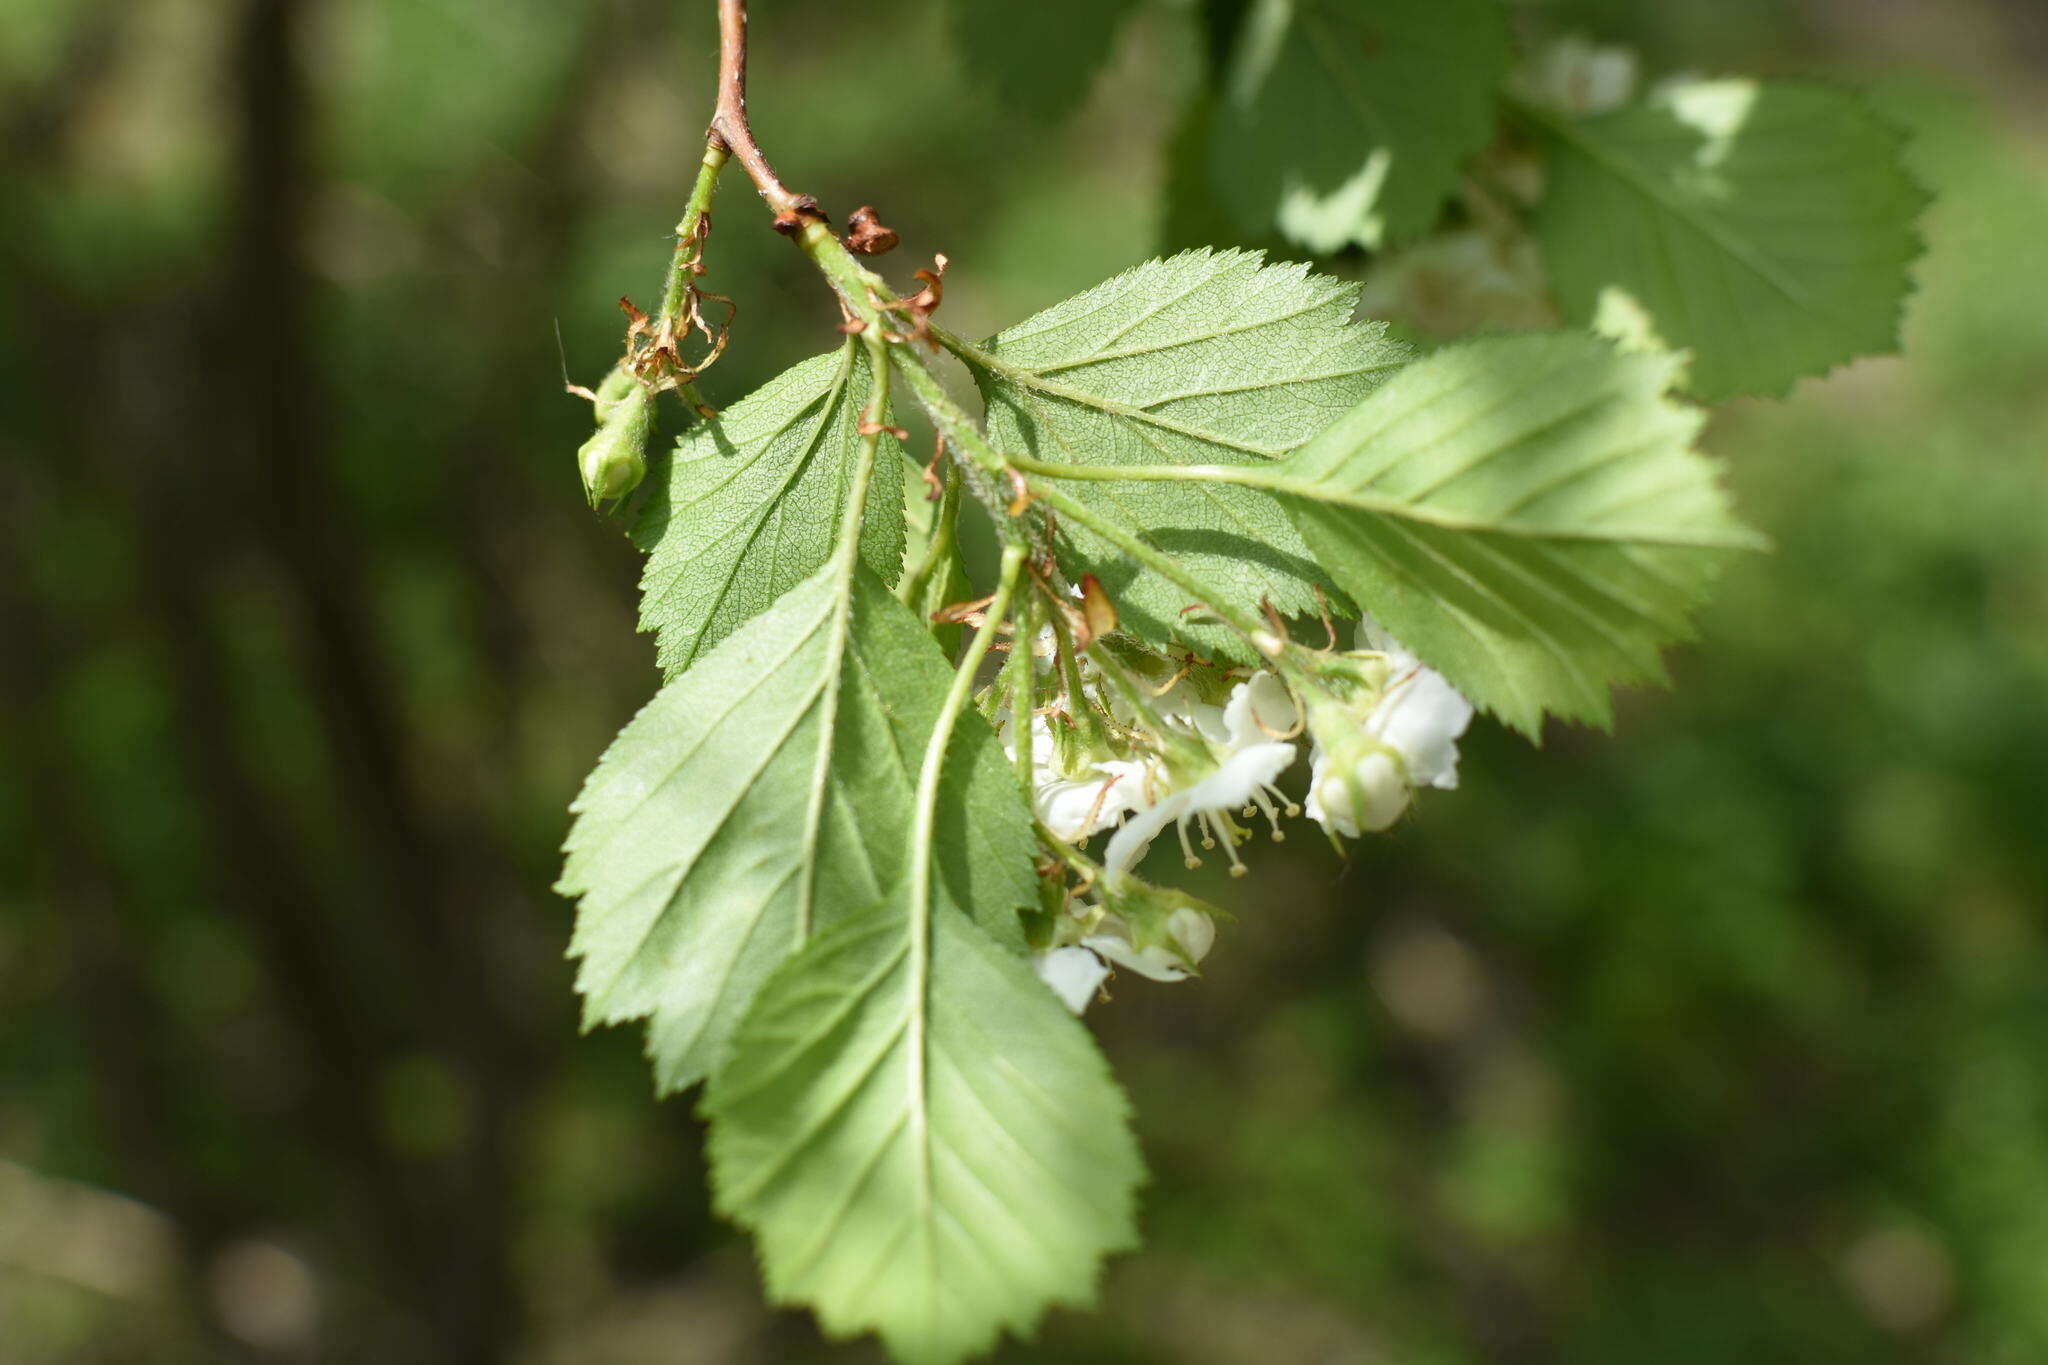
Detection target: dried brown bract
<box><xmin>770</xmin><ymin>194</ymin><xmax>829</xmax><ymax>236</ymax></box>
<box><xmin>1075</xmin><ymin>574</ymin><xmax>1118</xmax><ymax>651</ymax></box>
<box><xmin>877</xmin><ymin>253</ymin><xmax>948</xmax><ymax>347</ymax></box>
<box><xmin>843</xmin><ymin>205</ymin><xmax>900</xmax><ymax>256</ymax></box>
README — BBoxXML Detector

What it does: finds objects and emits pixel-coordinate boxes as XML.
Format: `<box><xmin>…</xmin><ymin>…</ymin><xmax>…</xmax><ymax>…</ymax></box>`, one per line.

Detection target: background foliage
<box><xmin>3</xmin><ymin>0</ymin><xmax>2046</xmax><ymax>1361</ymax></box>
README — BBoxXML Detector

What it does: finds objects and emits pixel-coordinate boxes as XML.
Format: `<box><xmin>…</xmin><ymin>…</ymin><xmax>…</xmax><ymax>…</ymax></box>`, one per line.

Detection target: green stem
<box><xmin>1033</xmin><ymin>821</ymin><xmax>1101</xmax><ymax>883</ymax></box>
<box><xmin>1023</xmin><ymin>479</ymin><xmax>1276</xmax><ymax>650</ymax></box>
<box><xmin>1044</xmin><ymin>594</ymin><xmax>1111</xmax><ymax>753</ymax></box>
<box><xmin>656</xmin><ymin>141</ymin><xmax>730</xmax><ymax>324</ymax></box>
<box><xmin>1084</xmin><ymin>639</ymin><xmax>1210</xmax><ymax>774</ymax></box>
<box><xmin>913</xmin><ymin>544</ymin><xmax>1029</xmax><ymax>896</ymax></box>
<box><xmin>897</xmin><ymin>461</ymin><xmax>961</xmax><ymax>612</ymax></box>
<box><xmin>1005</xmin><ymin>586</ymin><xmax>1036</xmax><ymax>794</ymax></box>
<box><xmin>1004</xmin><ymin>453</ymin><xmax>1265</xmax><ymax>487</ymax></box>
<box><xmin>890</xmin><ymin>346</ymin><xmax>1010</xmax><ymax>481</ymax></box>
<box><xmin>793</xmin><ymin>218</ymin><xmax>896</xmax><ymax>331</ymax></box>
<box><xmin>831</xmin><ymin>336</ymin><xmax>891</xmax><ymax>575</ymax></box>
<box><xmin>904</xmin><ymin>541</ymin><xmax>1028</xmax><ymax>1151</ymax></box>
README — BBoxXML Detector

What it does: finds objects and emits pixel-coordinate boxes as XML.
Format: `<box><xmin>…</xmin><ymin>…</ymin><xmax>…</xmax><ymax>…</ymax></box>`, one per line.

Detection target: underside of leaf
<box><xmin>635</xmin><ymin>343</ymin><xmax>904</xmax><ymax>677</ymax></box>
<box><xmin>706</xmin><ymin>896</ymin><xmax>1142</xmax><ymax>1365</ymax></box>
<box><xmin>1268</xmin><ymin>332</ymin><xmax>1764</xmax><ymax>734</ymax></box>
<box><xmin>960</xmin><ymin>247</ymin><xmax>1406</xmax><ymax>660</ymax></box>
<box><xmin>560</xmin><ymin>563</ymin><xmax>1031</xmax><ymax>1092</ymax></box>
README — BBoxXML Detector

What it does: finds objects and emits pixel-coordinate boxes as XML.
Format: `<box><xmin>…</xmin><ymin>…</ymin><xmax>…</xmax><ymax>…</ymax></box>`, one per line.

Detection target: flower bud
<box><xmin>578</xmin><ymin>382</ymin><xmax>652</xmax><ymax>510</ymax></box>
<box><xmin>1312</xmin><ymin>738</ymin><xmax>1411</xmax><ymax>835</ymax></box>
<box><xmin>1299</xmin><ymin>623</ymin><xmax>1473</xmax><ymax>839</ymax></box>
<box><xmin>1082</xmin><ymin>882</ymin><xmax>1222</xmax><ymax>982</ymax></box>
<box><xmin>591</xmin><ymin>363</ymin><xmax>639</xmax><ymax>420</ymax></box>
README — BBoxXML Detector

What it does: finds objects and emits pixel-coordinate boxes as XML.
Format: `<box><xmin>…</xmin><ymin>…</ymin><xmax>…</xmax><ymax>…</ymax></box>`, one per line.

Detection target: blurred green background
<box><xmin>3</xmin><ymin>0</ymin><xmax>2045</xmax><ymax>1361</ymax></box>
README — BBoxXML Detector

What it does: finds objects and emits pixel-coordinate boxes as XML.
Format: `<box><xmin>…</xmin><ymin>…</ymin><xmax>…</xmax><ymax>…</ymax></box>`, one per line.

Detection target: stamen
<box><xmin>1215</xmin><ymin>822</ymin><xmax>1247</xmax><ymax>875</ymax></box>
<box><xmin>1249</xmin><ymin>786</ymin><xmax>1289</xmax><ymax>841</ymax></box>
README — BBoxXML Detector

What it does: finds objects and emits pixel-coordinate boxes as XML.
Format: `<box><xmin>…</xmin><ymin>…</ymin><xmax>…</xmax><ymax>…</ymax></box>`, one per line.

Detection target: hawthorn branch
<box><xmin>710</xmin><ymin>0</ymin><xmax>812</xmax><ymax>221</ymax></box>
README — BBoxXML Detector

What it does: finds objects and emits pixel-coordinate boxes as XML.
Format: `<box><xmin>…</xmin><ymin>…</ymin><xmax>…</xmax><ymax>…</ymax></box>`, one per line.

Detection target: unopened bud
<box><xmin>591</xmin><ymin>364</ymin><xmax>639</xmax><ymax>421</ymax></box>
<box><xmin>1323</xmin><ymin>746</ymin><xmax>1410</xmax><ymax>833</ymax></box>
<box><xmin>1083</xmin><ymin>882</ymin><xmax>1223</xmax><ymax>981</ymax></box>
<box><xmin>578</xmin><ymin>382</ymin><xmax>652</xmax><ymax>510</ymax></box>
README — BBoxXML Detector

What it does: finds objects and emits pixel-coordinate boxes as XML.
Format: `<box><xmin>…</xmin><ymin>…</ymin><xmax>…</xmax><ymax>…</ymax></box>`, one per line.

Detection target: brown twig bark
<box><xmin>709</xmin><ymin>0</ymin><xmax>819</xmax><ymax>224</ymax></box>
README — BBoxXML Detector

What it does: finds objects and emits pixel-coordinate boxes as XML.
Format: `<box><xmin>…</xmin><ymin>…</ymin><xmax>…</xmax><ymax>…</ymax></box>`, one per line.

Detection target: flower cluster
<box><xmin>1008</xmin><ymin>616</ymin><xmax>1474</xmax><ymax>1015</ymax></box>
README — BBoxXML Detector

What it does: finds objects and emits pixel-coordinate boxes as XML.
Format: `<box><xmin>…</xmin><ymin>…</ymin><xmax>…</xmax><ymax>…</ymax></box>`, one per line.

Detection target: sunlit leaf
<box><xmin>954</xmin><ymin>248</ymin><xmax>1407</xmax><ymax>661</ymax></box>
<box><xmin>1262</xmin><ymin>332</ymin><xmax>1764</xmax><ymax>733</ymax></box>
<box><xmin>706</xmin><ymin>775</ymin><xmax>1140</xmax><ymax>1365</ymax></box>
<box><xmin>561</xmin><ymin>563</ymin><xmax>1030</xmax><ymax>1092</ymax></box>
<box><xmin>635</xmin><ymin>343</ymin><xmax>903</xmax><ymax>678</ymax></box>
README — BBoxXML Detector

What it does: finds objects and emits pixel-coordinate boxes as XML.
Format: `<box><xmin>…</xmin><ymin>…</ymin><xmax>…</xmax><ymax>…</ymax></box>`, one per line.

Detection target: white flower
<box><xmin>1515</xmin><ymin>36</ymin><xmax>1639</xmax><ymax>116</ymax></box>
<box><xmin>1031</xmin><ymin>763</ymin><xmax>1149</xmax><ymax>843</ymax></box>
<box><xmin>1084</xmin><ymin>904</ymin><xmax>1216</xmax><ymax>983</ymax></box>
<box><xmin>1032</xmin><ymin>946</ymin><xmax>1111</xmax><ymax>1015</ymax></box>
<box><xmin>1103</xmin><ymin>740</ymin><xmax>1295</xmax><ymax>881</ymax></box>
<box><xmin>1305</xmin><ymin>624</ymin><xmax>1473</xmax><ymax>837</ymax></box>
<box><xmin>1005</xmin><ymin>715</ymin><xmax>1147</xmax><ymax>842</ymax></box>
<box><xmin>1098</xmin><ymin>670</ymin><xmax>1301</xmax><ymax>879</ymax></box>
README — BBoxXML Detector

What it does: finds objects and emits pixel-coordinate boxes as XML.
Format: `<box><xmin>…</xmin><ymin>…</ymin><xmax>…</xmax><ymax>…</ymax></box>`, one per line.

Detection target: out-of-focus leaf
<box><xmin>1209</xmin><ymin>0</ymin><xmax>1509</xmax><ymax>252</ymax></box>
<box><xmin>951</xmin><ymin>0</ymin><xmax>1140</xmax><ymax>122</ymax></box>
<box><xmin>1529</xmin><ymin>79</ymin><xmax>1929</xmax><ymax>399</ymax></box>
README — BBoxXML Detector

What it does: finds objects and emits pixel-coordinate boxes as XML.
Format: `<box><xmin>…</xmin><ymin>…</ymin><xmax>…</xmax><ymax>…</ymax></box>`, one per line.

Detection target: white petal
<box><xmin>1222</xmin><ymin>671</ymin><xmax>1298</xmax><ymax>749</ymax></box>
<box><xmin>1083</xmin><ymin>931</ymin><xmax>1191</xmax><ymax>982</ymax></box>
<box><xmin>1102</xmin><ymin>791</ymin><xmax>1191</xmax><ymax>882</ymax></box>
<box><xmin>1303</xmin><ymin>750</ymin><xmax>1334</xmax><ymax>828</ymax></box>
<box><xmin>1166</xmin><ymin>906</ymin><xmax>1216</xmax><ymax>965</ymax></box>
<box><xmin>1036</xmin><ymin>779</ymin><xmax>1114</xmax><ymax>842</ymax></box>
<box><xmin>1097</xmin><ymin>758</ymin><xmax>1158</xmax><ymax>808</ymax></box>
<box><xmin>1181</xmin><ymin>698</ymin><xmax>1232</xmax><ymax>748</ymax></box>
<box><xmin>1100</xmin><ymin>743</ymin><xmax>1292</xmax><ymax>880</ymax></box>
<box><xmin>1349</xmin><ymin>752</ymin><xmax>1412</xmax><ymax>831</ymax></box>
<box><xmin>1180</xmin><ymin>741</ymin><xmax>1295</xmax><ymax>812</ymax></box>
<box><xmin>1033</xmin><ymin>947</ymin><xmax>1110</xmax><ymax>1015</ymax></box>
<box><xmin>1355</xmin><ymin>615</ymin><xmax>1420</xmax><ymax>673</ymax></box>
<box><xmin>1371</xmin><ymin>668</ymin><xmax>1473</xmax><ymax>790</ymax></box>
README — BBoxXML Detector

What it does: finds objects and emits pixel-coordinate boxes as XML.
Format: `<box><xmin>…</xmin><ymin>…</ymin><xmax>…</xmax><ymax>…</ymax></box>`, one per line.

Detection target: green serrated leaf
<box><xmin>705</xmin><ymin>838</ymin><xmax>1141</xmax><ymax>1365</ymax></box>
<box><xmin>635</xmin><ymin>343</ymin><xmax>904</xmax><ymax>678</ymax></box>
<box><xmin>1261</xmin><ymin>332</ymin><xmax>1764</xmax><ymax>734</ymax></box>
<box><xmin>952</xmin><ymin>0</ymin><xmax>1140</xmax><ymax>121</ymax></box>
<box><xmin>1528</xmin><ymin>79</ymin><xmax>1929</xmax><ymax>400</ymax></box>
<box><xmin>559</xmin><ymin>563</ymin><xmax>1030</xmax><ymax>1092</ymax></box>
<box><xmin>955</xmin><ymin>248</ymin><xmax>1407</xmax><ymax>661</ymax></box>
<box><xmin>1209</xmin><ymin>0</ymin><xmax>1509</xmax><ymax>252</ymax></box>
